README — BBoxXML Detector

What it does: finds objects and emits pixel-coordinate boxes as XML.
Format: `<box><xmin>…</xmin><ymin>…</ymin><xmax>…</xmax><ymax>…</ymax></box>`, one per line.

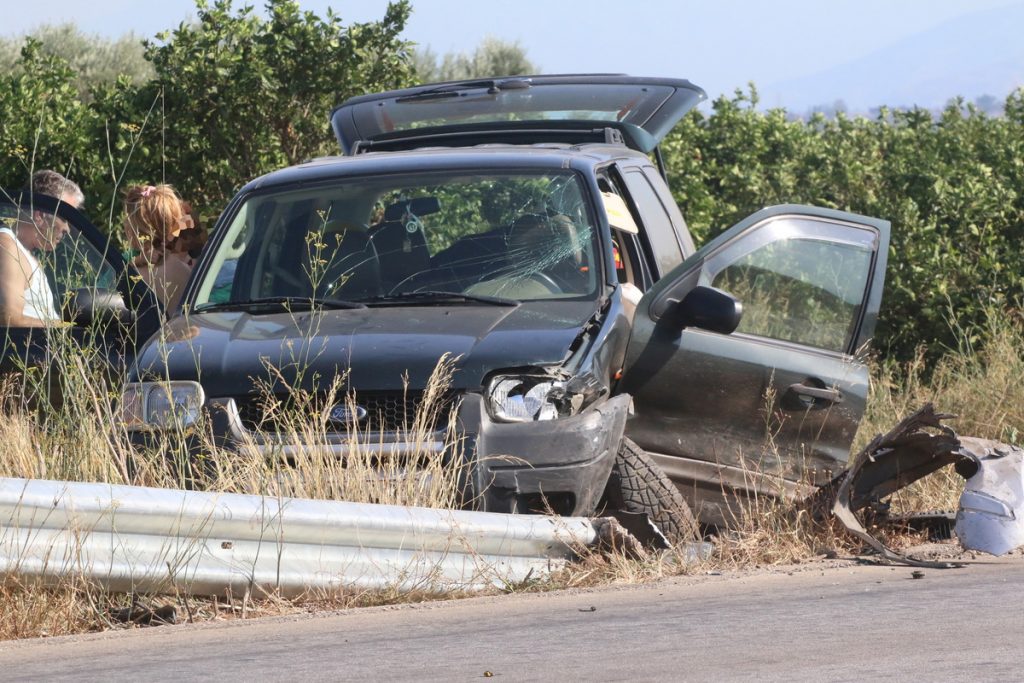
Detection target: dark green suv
<box><xmin>121</xmin><ymin>76</ymin><xmax>891</xmax><ymax>535</ymax></box>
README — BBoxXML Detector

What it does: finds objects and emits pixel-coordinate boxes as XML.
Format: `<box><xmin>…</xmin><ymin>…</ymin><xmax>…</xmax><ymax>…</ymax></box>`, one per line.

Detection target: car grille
<box><xmin>233</xmin><ymin>391</ymin><xmax>457</xmax><ymax>434</ymax></box>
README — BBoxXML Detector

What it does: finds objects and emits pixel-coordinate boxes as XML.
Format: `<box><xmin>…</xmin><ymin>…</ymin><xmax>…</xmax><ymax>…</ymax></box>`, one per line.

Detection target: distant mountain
<box><xmin>762</xmin><ymin>2</ymin><xmax>1024</xmax><ymax>113</ymax></box>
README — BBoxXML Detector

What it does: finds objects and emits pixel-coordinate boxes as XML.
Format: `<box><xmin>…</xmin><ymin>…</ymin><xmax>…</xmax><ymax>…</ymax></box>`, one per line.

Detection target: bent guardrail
<box><xmin>0</xmin><ymin>478</ymin><xmax>599</xmax><ymax>597</ymax></box>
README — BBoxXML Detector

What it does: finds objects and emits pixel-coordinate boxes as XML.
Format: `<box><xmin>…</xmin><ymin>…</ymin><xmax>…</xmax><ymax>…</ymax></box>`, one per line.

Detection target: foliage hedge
<box><xmin>663</xmin><ymin>87</ymin><xmax>1024</xmax><ymax>362</ymax></box>
<box><xmin>1</xmin><ymin>1</ymin><xmax>1022</xmax><ymax>363</ymax></box>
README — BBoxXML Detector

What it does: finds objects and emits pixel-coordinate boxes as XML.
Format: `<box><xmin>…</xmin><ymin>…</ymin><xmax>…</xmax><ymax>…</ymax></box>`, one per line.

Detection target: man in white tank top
<box><xmin>0</xmin><ymin>171</ymin><xmax>83</xmax><ymax>327</ymax></box>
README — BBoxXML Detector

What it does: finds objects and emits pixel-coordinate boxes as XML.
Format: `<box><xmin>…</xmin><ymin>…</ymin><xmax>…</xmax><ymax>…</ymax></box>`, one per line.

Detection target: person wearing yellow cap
<box><xmin>122</xmin><ymin>184</ymin><xmax>194</xmax><ymax>310</ymax></box>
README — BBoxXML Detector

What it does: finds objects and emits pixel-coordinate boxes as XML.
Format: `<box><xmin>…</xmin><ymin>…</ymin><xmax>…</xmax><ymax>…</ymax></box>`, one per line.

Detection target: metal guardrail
<box><xmin>0</xmin><ymin>478</ymin><xmax>598</xmax><ymax>597</ymax></box>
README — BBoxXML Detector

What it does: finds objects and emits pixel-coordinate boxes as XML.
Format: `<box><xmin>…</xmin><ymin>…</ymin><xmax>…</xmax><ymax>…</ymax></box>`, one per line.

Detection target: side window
<box><xmin>619</xmin><ymin>170</ymin><xmax>684</xmax><ymax>277</ymax></box>
<box><xmin>30</xmin><ymin>219</ymin><xmax>118</xmax><ymax>321</ymax></box>
<box><xmin>642</xmin><ymin>168</ymin><xmax>696</xmax><ymax>256</ymax></box>
<box><xmin>706</xmin><ymin>220</ymin><xmax>875</xmax><ymax>353</ymax></box>
<box><xmin>597</xmin><ymin>176</ymin><xmax>651</xmax><ymax>291</ymax></box>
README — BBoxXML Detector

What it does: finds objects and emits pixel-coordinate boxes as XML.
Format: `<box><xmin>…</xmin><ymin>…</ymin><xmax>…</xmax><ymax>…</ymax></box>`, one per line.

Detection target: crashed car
<box><xmin>120</xmin><ymin>75</ymin><xmax>891</xmax><ymax>533</ymax></box>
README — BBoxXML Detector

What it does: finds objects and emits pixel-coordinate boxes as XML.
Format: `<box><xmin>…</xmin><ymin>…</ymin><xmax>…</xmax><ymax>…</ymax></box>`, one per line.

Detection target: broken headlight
<box><xmin>486</xmin><ymin>375</ymin><xmax>580</xmax><ymax>422</ymax></box>
<box><xmin>118</xmin><ymin>381</ymin><xmax>205</xmax><ymax>429</ymax></box>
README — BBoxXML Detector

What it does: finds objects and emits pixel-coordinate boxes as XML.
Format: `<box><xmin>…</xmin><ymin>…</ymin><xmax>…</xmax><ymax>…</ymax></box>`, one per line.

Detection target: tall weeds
<box><xmin>0</xmin><ymin>326</ymin><xmax>468</xmax><ymax>511</ymax></box>
<box><xmin>854</xmin><ymin>310</ymin><xmax>1024</xmax><ymax>512</ymax></box>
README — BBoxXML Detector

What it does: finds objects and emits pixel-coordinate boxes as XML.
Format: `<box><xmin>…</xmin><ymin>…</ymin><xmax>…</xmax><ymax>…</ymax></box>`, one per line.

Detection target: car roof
<box><xmin>240</xmin><ymin>143</ymin><xmax>649</xmax><ymax>194</ymax></box>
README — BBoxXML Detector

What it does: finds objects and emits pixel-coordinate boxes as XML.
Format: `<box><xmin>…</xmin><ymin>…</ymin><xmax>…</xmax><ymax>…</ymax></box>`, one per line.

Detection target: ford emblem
<box><xmin>329</xmin><ymin>404</ymin><xmax>368</xmax><ymax>423</ymax></box>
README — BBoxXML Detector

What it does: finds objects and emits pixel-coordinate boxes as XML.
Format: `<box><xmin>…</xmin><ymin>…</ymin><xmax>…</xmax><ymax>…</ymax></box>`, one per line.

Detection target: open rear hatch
<box><xmin>331</xmin><ymin>75</ymin><xmax>706</xmax><ymax>154</ymax></box>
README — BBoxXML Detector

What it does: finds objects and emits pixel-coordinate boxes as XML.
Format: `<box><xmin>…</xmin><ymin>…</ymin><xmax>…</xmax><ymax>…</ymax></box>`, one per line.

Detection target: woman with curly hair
<box><xmin>122</xmin><ymin>184</ymin><xmax>194</xmax><ymax>310</ymax></box>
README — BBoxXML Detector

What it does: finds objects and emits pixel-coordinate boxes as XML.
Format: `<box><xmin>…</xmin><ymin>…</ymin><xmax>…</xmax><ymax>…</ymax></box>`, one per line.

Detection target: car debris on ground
<box><xmin>807</xmin><ymin>403</ymin><xmax>1024</xmax><ymax>566</ymax></box>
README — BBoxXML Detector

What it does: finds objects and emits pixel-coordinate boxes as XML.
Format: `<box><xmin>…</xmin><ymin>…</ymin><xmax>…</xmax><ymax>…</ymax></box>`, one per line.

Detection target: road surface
<box><xmin>2</xmin><ymin>558</ymin><xmax>1021</xmax><ymax>681</ymax></box>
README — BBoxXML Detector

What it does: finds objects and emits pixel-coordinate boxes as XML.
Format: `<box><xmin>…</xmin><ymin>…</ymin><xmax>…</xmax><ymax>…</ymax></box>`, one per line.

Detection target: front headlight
<box><xmin>487</xmin><ymin>375</ymin><xmax>572</xmax><ymax>422</ymax></box>
<box><xmin>118</xmin><ymin>381</ymin><xmax>205</xmax><ymax>429</ymax></box>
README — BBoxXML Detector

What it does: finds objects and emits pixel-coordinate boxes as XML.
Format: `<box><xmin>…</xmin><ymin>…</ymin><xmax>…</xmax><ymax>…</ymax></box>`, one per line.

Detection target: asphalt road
<box><xmin>2</xmin><ymin>558</ymin><xmax>1022</xmax><ymax>681</ymax></box>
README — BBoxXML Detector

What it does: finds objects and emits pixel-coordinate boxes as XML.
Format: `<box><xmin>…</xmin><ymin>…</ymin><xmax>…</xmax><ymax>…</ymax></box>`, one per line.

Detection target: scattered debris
<box><xmin>885</xmin><ymin>511</ymin><xmax>957</xmax><ymax>541</ymax></box>
<box><xmin>911</xmin><ymin>571</ymin><xmax>925</xmax><ymax>580</ymax></box>
<box><xmin>110</xmin><ymin>603</ymin><xmax>178</xmax><ymax>626</ymax></box>
<box><xmin>809</xmin><ymin>404</ymin><xmax>981</xmax><ymax>568</ymax></box>
<box><xmin>593</xmin><ymin>516</ymin><xmax>657</xmax><ymax>557</ymax></box>
<box><xmin>597</xmin><ymin>511</ymin><xmax>670</xmax><ymax>551</ymax></box>
<box><xmin>955</xmin><ymin>440</ymin><xmax>1024</xmax><ymax>555</ymax></box>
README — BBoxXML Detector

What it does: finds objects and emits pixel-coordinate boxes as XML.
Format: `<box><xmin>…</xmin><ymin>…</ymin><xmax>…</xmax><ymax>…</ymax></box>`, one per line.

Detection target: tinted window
<box><xmin>642</xmin><ymin>168</ymin><xmax>695</xmax><ymax>256</ymax></box>
<box><xmin>620</xmin><ymin>170</ymin><xmax>683</xmax><ymax>277</ymax></box>
<box><xmin>711</xmin><ymin>237</ymin><xmax>872</xmax><ymax>352</ymax></box>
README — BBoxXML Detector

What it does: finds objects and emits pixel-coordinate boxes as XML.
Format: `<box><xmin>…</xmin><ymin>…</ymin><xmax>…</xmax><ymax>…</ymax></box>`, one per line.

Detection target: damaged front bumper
<box><xmin>461</xmin><ymin>393</ymin><xmax>630</xmax><ymax>517</ymax></box>
<box><xmin>955</xmin><ymin>440</ymin><xmax>1024</xmax><ymax>556</ymax></box>
<box><xmin>134</xmin><ymin>392</ymin><xmax>630</xmax><ymax>519</ymax></box>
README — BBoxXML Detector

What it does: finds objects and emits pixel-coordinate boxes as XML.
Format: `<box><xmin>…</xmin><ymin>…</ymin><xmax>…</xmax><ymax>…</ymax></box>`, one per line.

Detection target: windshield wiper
<box><xmin>364</xmin><ymin>290</ymin><xmax>519</xmax><ymax>307</ymax></box>
<box><xmin>193</xmin><ymin>296</ymin><xmax>366</xmax><ymax>313</ymax></box>
<box><xmin>395</xmin><ymin>78</ymin><xmax>532</xmax><ymax>103</ymax></box>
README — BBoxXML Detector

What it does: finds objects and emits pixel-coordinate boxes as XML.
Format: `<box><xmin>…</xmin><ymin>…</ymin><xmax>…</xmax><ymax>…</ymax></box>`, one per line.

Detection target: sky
<box><xmin>2</xmin><ymin>0</ymin><xmax>1021</xmax><ymax>110</ymax></box>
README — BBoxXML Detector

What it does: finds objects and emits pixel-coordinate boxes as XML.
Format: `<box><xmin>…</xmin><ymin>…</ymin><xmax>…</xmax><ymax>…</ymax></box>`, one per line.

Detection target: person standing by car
<box><xmin>170</xmin><ymin>199</ymin><xmax>208</xmax><ymax>264</ymax></box>
<box><xmin>29</xmin><ymin>169</ymin><xmax>86</xmax><ymax>210</ymax></box>
<box><xmin>0</xmin><ymin>170</ymin><xmax>83</xmax><ymax>326</ymax></box>
<box><xmin>122</xmin><ymin>184</ymin><xmax>194</xmax><ymax>311</ymax></box>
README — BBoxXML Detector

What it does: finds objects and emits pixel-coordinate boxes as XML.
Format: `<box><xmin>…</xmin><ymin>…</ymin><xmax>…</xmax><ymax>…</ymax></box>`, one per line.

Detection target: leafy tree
<box><xmin>662</xmin><ymin>86</ymin><xmax>1024</xmax><ymax>363</ymax></box>
<box><xmin>412</xmin><ymin>36</ymin><xmax>537</xmax><ymax>83</ymax></box>
<box><xmin>0</xmin><ymin>0</ymin><xmax>415</xmax><ymax>229</ymax></box>
<box><xmin>0</xmin><ymin>40</ymin><xmax>102</xmax><ymax>200</ymax></box>
<box><xmin>134</xmin><ymin>0</ymin><xmax>415</xmax><ymax>214</ymax></box>
<box><xmin>2</xmin><ymin>4</ymin><xmax>1024</xmax><ymax>364</ymax></box>
<box><xmin>0</xmin><ymin>24</ymin><xmax>153</xmax><ymax>96</ymax></box>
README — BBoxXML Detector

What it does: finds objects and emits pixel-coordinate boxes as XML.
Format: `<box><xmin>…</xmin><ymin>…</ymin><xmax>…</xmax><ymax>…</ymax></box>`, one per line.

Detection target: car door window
<box><xmin>703</xmin><ymin>217</ymin><xmax>877</xmax><ymax>353</ymax></box>
<box><xmin>641</xmin><ymin>168</ymin><xmax>696</xmax><ymax>257</ymax></box>
<box><xmin>46</xmin><ymin>225</ymin><xmax>119</xmax><ymax>315</ymax></box>
<box><xmin>619</xmin><ymin>169</ymin><xmax>684</xmax><ymax>277</ymax></box>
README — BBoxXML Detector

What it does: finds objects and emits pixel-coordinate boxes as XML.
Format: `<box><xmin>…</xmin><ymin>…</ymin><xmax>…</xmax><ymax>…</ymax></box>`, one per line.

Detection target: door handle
<box><xmin>786</xmin><ymin>382</ymin><xmax>844</xmax><ymax>405</ymax></box>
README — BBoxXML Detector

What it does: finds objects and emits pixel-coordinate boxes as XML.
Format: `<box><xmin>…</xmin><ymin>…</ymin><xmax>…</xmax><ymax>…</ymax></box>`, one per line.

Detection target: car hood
<box><xmin>133</xmin><ymin>299</ymin><xmax>599</xmax><ymax>396</ymax></box>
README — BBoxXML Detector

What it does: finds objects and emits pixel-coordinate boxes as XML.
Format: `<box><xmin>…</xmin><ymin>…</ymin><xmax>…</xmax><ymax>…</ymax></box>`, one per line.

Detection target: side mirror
<box><xmin>70</xmin><ymin>288</ymin><xmax>134</xmax><ymax>327</ymax></box>
<box><xmin>674</xmin><ymin>285</ymin><xmax>742</xmax><ymax>334</ymax></box>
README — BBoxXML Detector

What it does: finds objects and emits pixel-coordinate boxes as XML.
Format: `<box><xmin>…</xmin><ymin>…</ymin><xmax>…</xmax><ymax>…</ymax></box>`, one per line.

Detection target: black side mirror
<box><xmin>70</xmin><ymin>288</ymin><xmax>134</xmax><ymax>327</ymax></box>
<box><xmin>675</xmin><ymin>285</ymin><xmax>743</xmax><ymax>334</ymax></box>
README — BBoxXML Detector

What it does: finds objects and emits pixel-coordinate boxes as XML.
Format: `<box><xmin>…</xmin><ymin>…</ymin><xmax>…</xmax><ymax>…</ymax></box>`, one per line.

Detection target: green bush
<box><xmin>662</xmin><ymin>86</ymin><xmax>1024</xmax><ymax>362</ymax></box>
<box><xmin>0</xmin><ymin>0</ymin><xmax>414</xmax><ymax>231</ymax></box>
<box><xmin>2</xmin><ymin>10</ymin><xmax>1022</xmax><ymax>362</ymax></box>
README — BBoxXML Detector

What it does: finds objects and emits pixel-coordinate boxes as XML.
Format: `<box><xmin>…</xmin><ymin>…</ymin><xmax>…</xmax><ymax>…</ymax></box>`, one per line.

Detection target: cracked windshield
<box><xmin>194</xmin><ymin>170</ymin><xmax>599</xmax><ymax>307</ymax></box>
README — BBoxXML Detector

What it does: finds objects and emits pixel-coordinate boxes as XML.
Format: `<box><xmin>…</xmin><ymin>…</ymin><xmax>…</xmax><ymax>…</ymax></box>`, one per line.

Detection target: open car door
<box><xmin>0</xmin><ymin>192</ymin><xmax>162</xmax><ymax>400</ymax></box>
<box><xmin>619</xmin><ymin>205</ymin><xmax>890</xmax><ymax>524</ymax></box>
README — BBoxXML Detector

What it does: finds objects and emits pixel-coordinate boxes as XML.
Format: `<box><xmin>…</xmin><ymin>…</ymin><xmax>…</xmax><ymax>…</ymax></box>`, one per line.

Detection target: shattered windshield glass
<box><xmin>193</xmin><ymin>170</ymin><xmax>600</xmax><ymax>308</ymax></box>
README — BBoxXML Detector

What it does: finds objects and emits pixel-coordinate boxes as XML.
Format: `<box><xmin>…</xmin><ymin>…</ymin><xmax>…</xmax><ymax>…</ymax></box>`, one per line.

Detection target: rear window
<box><xmin>360</xmin><ymin>84</ymin><xmax>675</xmax><ymax>134</ymax></box>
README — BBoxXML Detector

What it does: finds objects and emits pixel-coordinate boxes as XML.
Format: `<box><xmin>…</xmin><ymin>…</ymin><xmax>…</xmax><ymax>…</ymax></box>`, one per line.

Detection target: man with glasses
<box><xmin>0</xmin><ymin>170</ymin><xmax>83</xmax><ymax>326</ymax></box>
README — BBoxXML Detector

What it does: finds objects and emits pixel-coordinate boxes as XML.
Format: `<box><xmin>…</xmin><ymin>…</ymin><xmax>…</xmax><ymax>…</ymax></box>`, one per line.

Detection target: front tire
<box><xmin>604</xmin><ymin>437</ymin><xmax>700</xmax><ymax>546</ymax></box>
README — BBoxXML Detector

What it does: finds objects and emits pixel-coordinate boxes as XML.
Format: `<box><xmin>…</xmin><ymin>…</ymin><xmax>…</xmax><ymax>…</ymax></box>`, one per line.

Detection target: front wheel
<box><xmin>603</xmin><ymin>437</ymin><xmax>700</xmax><ymax>546</ymax></box>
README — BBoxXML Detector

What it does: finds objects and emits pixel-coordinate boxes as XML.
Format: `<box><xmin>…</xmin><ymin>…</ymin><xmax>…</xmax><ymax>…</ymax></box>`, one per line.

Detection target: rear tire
<box><xmin>604</xmin><ymin>437</ymin><xmax>700</xmax><ymax>546</ymax></box>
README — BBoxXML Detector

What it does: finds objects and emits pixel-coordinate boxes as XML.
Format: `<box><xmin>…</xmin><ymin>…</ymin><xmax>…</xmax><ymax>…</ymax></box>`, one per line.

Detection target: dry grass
<box><xmin>855</xmin><ymin>311</ymin><xmax>1024</xmax><ymax>513</ymax></box>
<box><xmin>0</xmin><ymin>328</ymin><xmax>469</xmax><ymax>511</ymax></box>
<box><xmin>0</xmin><ymin>575</ymin><xmax>488</xmax><ymax>641</ymax></box>
<box><xmin>1</xmin><ymin>311</ymin><xmax>1022</xmax><ymax>641</ymax></box>
<box><xmin>0</xmin><ymin>327</ymin><xmax>482</xmax><ymax>640</ymax></box>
